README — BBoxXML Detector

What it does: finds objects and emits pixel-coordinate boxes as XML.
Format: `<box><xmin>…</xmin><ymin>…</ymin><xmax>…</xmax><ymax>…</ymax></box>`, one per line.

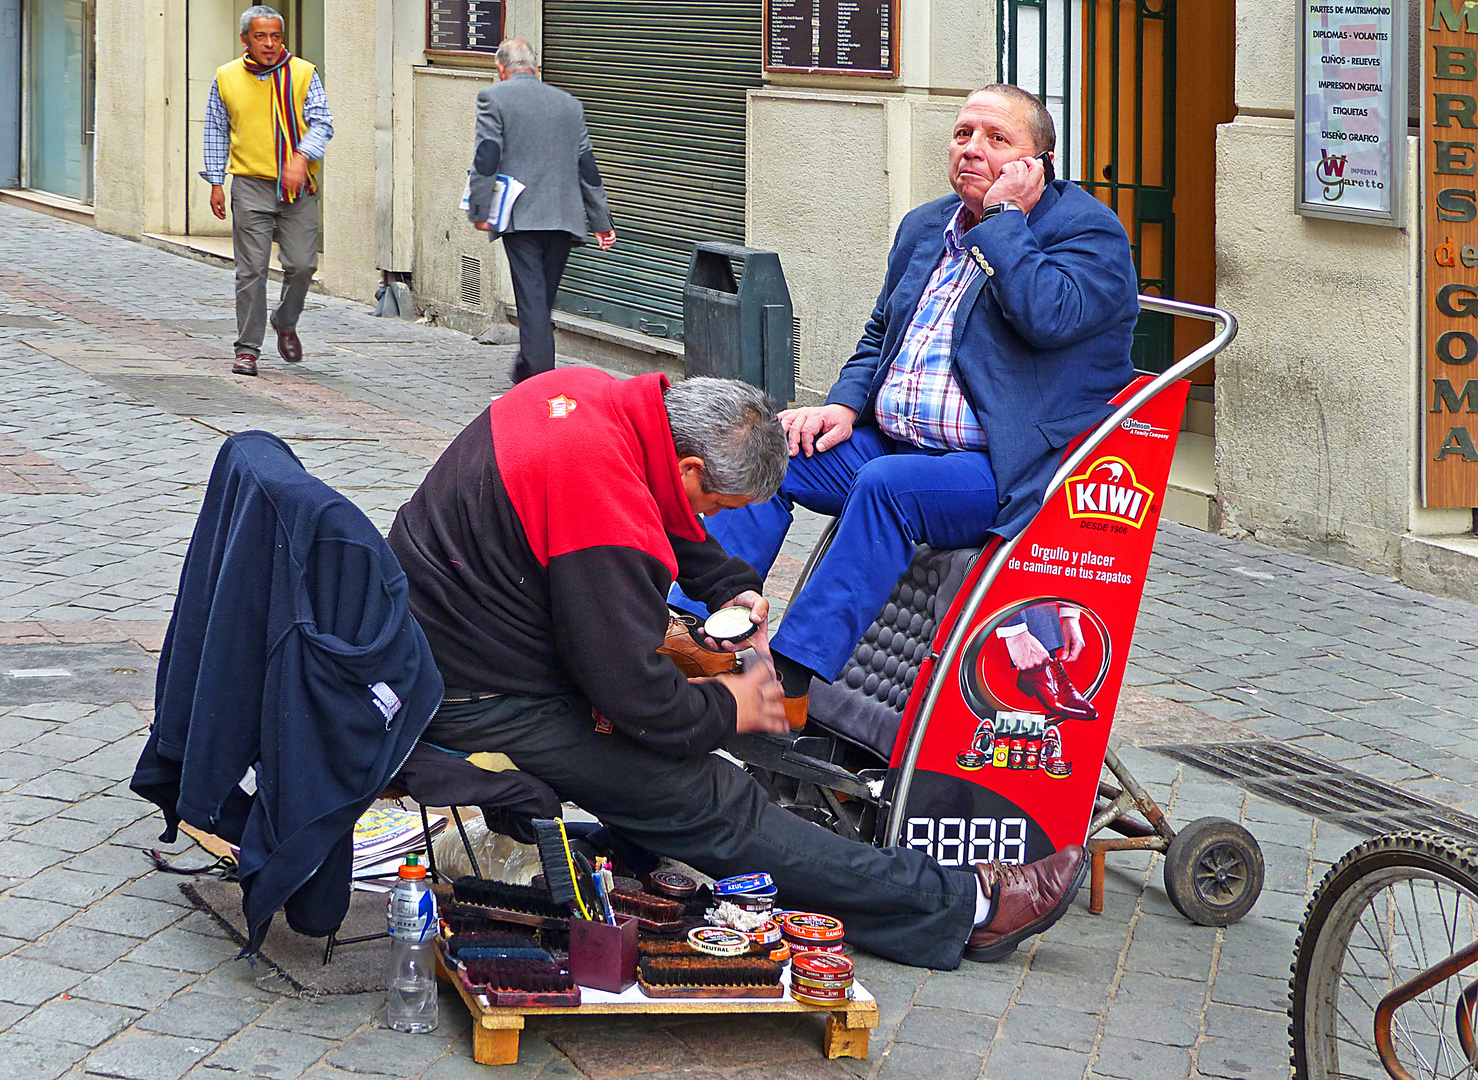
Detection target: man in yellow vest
<box><xmin>201</xmin><ymin>5</ymin><xmax>334</xmax><ymax>377</ymax></box>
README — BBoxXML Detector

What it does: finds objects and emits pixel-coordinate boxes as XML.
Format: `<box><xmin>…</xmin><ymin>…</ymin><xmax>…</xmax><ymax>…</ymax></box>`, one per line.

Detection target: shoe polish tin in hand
<box><xmin>704</xmin><ymin>606</ymin><xmax>758</xmax><ymax>646</ymax></box>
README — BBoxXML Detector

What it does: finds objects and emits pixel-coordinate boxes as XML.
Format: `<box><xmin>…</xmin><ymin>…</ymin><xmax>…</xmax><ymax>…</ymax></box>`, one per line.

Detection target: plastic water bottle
<box><xmin>386</xmin><ymin>854</ymin><xmax>439</xmax><ymax>1033</ymax></box>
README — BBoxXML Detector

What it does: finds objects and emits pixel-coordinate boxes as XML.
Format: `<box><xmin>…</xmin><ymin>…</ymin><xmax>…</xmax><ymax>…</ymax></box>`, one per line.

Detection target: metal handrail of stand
<box><xmin>880</xmin><ymin>295</ymin><xmax>1239</xmax><ymax>847</ymax></box>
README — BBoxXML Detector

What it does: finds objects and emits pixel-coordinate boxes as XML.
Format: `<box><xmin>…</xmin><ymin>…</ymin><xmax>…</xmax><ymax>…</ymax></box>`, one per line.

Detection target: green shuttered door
<box><xmin>542</xmin><ymin>1</ymin><xmax>760</xmax><ymax>343</ymax></box>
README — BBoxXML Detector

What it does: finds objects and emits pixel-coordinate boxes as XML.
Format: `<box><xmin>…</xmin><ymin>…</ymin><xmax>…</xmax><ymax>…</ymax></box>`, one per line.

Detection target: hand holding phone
<box><xmin>1036</xmin><ymin>150</ymin><xmax>1056</xmax><ymax>184</ymax></box>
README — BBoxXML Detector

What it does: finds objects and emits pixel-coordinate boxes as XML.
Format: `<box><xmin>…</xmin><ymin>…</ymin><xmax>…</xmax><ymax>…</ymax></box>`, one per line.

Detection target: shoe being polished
<box><xmin>276</xmin><ymin>327</ymin><xmax>302</xmax><ymax>363</ymax></box>
<box><xmin>231</xmin><ymin>354</ymin><xmax>258</xmax><ymax>377</ymax></box>
<box><xmin>783</xmin><ymin>693</ymin><xmax>808</xmax><ymax>731</ymax></box>
<box><xmin>1017</xmin><ymin>659</ymin><xmax>1096</xmax><ymax>722</ymax></box>
<box><xmin>965</xmin><ymin>844</ymin><xmax>1088</xmax><ymax>962</ymax></box>
<box><xmin>657</xmin><ymin>615</ymin><xmax>737</xmax><ymax>678</ymax></box>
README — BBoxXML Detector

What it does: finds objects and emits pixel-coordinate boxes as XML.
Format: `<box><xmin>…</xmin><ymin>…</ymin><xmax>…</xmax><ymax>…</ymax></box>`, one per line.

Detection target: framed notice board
<box><xmin>426</xmin><ymin>0</ymin><xmax>504</xmax><ymax>59</ymax></box>
<box><xmin>764</xmin><ymin>0</ymin><xmax>899</xmax><ymax>77</ymax></box>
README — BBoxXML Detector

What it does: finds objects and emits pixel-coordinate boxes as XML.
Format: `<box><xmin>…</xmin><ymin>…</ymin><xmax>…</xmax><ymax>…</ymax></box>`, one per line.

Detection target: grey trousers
<box><xmin>230</xmin><ymin>175</ymin><xmax>319</xmax><ymax>359</ymax></box>
<box><xmin>425</xmin><ymin>691</ymin><xmax>978</xmax><ymax>969</ymax></box>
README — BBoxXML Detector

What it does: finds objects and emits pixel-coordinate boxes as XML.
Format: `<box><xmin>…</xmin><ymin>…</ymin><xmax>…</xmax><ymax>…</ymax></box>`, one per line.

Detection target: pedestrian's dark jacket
<box><xmin>131</xmin><ymin>431</ymin><xmax>443</xmax><ymax>955</ymax></box>
<box><xmin>388</xmin><ymin>369</ymin><xmax>760</xmax><ymax>757</ymax></box>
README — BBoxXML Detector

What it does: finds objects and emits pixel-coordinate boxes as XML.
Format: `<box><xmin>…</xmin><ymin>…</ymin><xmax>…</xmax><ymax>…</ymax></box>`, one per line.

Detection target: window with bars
<box><xmin>997</xmin><ymin>0</ymin><xmax>1177</xmax><ymax>373</ymax></box>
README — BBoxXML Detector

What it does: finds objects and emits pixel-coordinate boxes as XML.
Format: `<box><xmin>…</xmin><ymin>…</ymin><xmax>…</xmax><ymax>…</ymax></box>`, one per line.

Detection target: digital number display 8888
<box><xmin>904</xmin><ymin>816</ymin><xmax>1030</xmax><ymax>866</ymax></box>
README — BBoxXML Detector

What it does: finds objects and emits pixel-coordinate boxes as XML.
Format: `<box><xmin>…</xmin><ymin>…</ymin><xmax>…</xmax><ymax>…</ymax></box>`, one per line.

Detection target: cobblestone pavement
<box><xmin>1</xmin><ymin>204</ymin><xmax>1476</xmax><ymax>1080</ymax></box>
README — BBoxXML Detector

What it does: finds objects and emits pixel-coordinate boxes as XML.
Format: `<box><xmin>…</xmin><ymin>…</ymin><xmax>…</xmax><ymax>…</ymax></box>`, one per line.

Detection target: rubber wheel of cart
<box><xmin>1162</xmin><ymin>816</ymin><xmax>1264</xmax><ymax>926</ymax></box>
<box><xmin>1289</xmin><ymin>831</ymin><xmax>1478</xmax><ymax>1080</ymax></box>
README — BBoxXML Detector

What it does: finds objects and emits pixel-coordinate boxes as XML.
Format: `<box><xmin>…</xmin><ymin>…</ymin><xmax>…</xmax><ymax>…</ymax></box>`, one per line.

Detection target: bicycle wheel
<box><xmin>1290</xmin><ymin>832</ymin><xmax>1478</xmax><ymax>1080</ymax></box>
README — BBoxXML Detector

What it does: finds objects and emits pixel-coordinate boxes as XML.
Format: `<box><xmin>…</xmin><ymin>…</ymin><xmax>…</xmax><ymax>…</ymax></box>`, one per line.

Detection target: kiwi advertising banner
<box><xmin>887</xmin><ymin>376</ymin><xmax>1188</xmax><ymax>865</ymax></box>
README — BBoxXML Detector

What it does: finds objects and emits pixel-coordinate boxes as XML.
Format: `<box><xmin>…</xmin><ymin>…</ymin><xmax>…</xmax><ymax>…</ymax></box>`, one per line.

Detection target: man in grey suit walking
<box><xmin>468</xmin><ymin>39</ymin><xmax>616</xmax><ymax>384</ymax></box>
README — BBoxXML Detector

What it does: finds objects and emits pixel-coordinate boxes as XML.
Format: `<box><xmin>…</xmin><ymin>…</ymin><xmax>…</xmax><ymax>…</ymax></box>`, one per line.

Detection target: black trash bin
<box><xmin>683</xmin><ymin>242</ymin><xmax>795</xmax><ymax>405</ymax></box>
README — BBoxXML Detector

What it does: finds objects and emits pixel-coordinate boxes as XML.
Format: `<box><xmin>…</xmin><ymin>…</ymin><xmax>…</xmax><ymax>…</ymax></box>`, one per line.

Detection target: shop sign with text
<box><xmin>1295</xmin><ymin>0</ymin><xmax>1406</xmax><ymax>224</ymax></box>
<box><xmin>1425</xmin><ymin>0</ymin><xmax>1478</xmax><ymax>505</ymax></box>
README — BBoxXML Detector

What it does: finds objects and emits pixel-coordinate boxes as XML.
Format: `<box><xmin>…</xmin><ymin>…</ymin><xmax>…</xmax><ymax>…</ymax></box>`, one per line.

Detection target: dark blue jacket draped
<box><xmin>132</xmin><ymin>431</ymin><xmax>444</xmax><ymax>955</ymax></box>
<box><xmin>825</xmin><ymin>181</ymin><xmax>1139</xmax><ymax>538</ymax></box>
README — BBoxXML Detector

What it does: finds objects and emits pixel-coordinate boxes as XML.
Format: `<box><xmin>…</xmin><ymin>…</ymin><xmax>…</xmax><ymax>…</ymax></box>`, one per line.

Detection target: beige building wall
<box><xmin>320</xmin><ymin>0</ymin><xmax>380</xmax><ymax>302</ymax></box>
<box><xmin>410</xmin><ymin>66</ymin><xmax>506</xmax><ymax>325</ymax></box>
<box><xmin>1214</xmin><ymin>0</ymin><xmax>1472</xmax><ymax>583</ymax></box>
<box><xmin>93</xmin><ymin>0</ymin><xmax>187</xmax><ymax>238</ymax></box>
<box><xmin>749</xmin><ymin>0</ymin><xmax>992</xmax><ymax>401</ymax></box>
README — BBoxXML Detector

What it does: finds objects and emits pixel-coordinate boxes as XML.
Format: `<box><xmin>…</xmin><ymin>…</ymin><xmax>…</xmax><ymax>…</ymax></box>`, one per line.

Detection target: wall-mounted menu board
<box><xmin>765</xmin><ymin>0</ymin><xmax>898</xmax><ymax>77</ymax></box>
<box><xmin>426</xmin><ymin>0</ymin><xmax>503</xmax><ymax>57</ymax></box>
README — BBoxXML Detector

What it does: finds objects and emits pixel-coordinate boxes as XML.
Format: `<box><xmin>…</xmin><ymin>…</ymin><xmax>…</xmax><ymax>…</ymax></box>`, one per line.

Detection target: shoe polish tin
<box><xmin>792</xmin><ymin>952</ymin><xmax>854</xmax><ymax>988</ymax></box>
<box><xmin>647</xmin><ymin>871</ymin><xmax>698</xmax><ymax>901</ymax></box>
<box><xmin>714</xmin><ymin>873</ymin><xmax>774</xmax><ymax>897</ymax></box>
<box><xmin>790</xmin><ymin>983</ymin><xmax>852</xmax><ymax>1005</ymax></box>
<box><xmin>780</xmin><ymin>912</ymin><xmax>844</xmax><ymax>953</ymax></box>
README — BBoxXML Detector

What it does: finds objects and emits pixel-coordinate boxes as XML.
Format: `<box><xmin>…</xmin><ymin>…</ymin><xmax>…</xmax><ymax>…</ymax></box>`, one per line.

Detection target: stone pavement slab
<box><xmin>1</xmin><ymin>203</ymin><xmax>1477</xmax><ymax>1078</ymax></box>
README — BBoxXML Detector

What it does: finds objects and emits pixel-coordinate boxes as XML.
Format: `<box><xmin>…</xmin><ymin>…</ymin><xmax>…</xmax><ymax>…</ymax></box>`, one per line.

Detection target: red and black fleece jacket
<box><xmin>388</xmin><ymin>369</ymin><xmax>762</xmax><ymax>757</ymax></box>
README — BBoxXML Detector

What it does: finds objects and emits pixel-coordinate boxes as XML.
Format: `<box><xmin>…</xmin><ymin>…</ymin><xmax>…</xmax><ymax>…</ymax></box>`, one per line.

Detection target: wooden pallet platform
<box><xmin>435</xmin><ymin>951</ymin><xmax>879</xmax><ymax>1066</ymax></box>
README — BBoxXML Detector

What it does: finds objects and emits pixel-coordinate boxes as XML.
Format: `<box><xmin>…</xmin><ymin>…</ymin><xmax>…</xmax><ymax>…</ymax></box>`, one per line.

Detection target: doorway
<box><xmin>999</xmin><ymin>0</ymin><xmax>1235</xmax><ymax>378</ymax></box>
<box><xmin>24</xmin><ymin>0</ymin><xmax>95</xmax><ymax>203</ymax></box>
<box><xmin>185</xmin><ymin>0</ymin><xmax>324</xmax><ymax>237</ymax></box>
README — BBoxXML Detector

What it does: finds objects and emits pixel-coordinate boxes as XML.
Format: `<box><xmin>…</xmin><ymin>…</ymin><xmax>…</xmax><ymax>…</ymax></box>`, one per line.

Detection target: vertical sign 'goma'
<box><xmin>1425</xmin><ymin>0</ymin><xmax>1478</xmax><ymax>505</ymax></box>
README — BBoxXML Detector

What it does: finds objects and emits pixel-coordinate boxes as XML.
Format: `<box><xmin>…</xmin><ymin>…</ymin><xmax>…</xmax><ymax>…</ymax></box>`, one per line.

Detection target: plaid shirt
<box><xmin>200</xmin><ymin>69</ymin><xmax>334</xmax><ymax>186</ymax></box>
<box><xmin>873</xmin><ymin>206</ymin><xmax>989</xmax><ymax>451</ymax></box>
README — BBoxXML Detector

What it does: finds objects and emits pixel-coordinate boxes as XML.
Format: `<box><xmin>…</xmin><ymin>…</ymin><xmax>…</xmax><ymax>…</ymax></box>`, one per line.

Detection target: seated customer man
<box><xmin>674</xmin><ymin>84</ymin><xmax>1139</xmax><ymax>726</ymax></box>
<box><xmin>389</xmin><ymin>371</ymin><xmax>1085</xmax><ymax>969</ymax></box>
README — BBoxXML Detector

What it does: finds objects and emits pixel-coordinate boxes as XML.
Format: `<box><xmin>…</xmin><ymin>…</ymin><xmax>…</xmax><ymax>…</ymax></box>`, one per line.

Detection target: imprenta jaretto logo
<box><xmin>1066</xmin><ymin>457</ymin><xmax>1155</xmax><ymax>528</ymax></box>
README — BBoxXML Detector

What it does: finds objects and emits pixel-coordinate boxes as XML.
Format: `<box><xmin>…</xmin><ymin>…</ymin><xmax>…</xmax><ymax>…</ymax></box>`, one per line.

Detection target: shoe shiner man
<box><xmin>668</xmin><ymin>84</ymin><xmax>1138</xmax><ymax>733</ymax></box>
<box><xmin>201</xmin><ymin>5</ymin><xmax>333</xmax><ymax>377</ymax></box>
<box><xmin>388</xmin><ymin>371</ymin><xmax>1085</xmax><ymax>968</ymax></box>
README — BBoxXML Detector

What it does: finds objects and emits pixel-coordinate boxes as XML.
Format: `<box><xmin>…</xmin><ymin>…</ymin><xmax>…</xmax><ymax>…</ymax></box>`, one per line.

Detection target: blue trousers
<box><xmin>674</xmin><ymin>426</ymin><xmax>1001</xmax><ymax>681</ymax></box>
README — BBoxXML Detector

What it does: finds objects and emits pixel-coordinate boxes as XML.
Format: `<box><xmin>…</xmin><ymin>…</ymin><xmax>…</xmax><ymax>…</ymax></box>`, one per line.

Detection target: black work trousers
<box><xmin>425</xmin><ymin>691</ymin><xmax>978</xmax><ymax>969</ymax></box>
<box><xmin>501</xmin><ymin>230</ymin><xmax>576</xmax><ymax>384</ymax></box>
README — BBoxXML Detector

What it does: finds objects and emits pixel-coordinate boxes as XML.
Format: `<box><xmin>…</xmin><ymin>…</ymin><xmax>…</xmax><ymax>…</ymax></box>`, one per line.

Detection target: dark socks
<box><xmin>772</xmin><ymin>650</ymin><xmax>819</xmax><ymax>697</ymax></box>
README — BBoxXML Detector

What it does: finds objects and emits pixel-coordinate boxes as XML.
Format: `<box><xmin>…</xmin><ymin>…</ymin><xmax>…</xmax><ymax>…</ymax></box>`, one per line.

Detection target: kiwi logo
<box><xmin>547</xmin><ymin>394</ymin><xmax>578</xmax><ymax>419</ymax></box>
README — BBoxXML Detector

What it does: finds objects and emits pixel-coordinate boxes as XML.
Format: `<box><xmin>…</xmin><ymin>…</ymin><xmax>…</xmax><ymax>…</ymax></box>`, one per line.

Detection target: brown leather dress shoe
<box><xmin>783</xmin><ymin>693</ymin><xmax>809</xmax><ymax>731</ymax></box>
<box><xmin>276</xmin><ymin>328</ymin><xmax>302</xmax><ymax>363</ymax></box>
<box><xmin>232</xmin><ymin>354</ymin><xmax>258</xmax><ymax>377</ymax></box>
<box><xmin>965</xmin><ymin>844</ymin><xmax>1088</xmax><ymax>962</ymax></box>
<box><xmin>657</xmin><ymin>615</ymin><xmax>736</xmax><ymax>678</ymax></box>
<box><xmin>1017</xmin><ymin>660</ymin><xmax>1096</xmax><ymax>722</ymax></box>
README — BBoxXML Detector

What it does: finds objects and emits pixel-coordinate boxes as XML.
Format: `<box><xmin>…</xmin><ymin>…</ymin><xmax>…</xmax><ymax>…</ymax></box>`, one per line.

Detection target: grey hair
<box><xmin>239</xmin><ymin>5</ymin><xmax>284</xmax><ymax>35</ymax></box>
<box><xmin>664</xmin><ymin>378</ymin><xmax>787</xmax><ymax>502</ymax></box>
<box><xmin>966</xmin><ymin>84</ymin><xmax>1056</xmax><ymax>154</ymax></box>
<box><xmin>495</xmin><ymin>39</ymin><xmax>537</xmax><ymax>72</ymax></box>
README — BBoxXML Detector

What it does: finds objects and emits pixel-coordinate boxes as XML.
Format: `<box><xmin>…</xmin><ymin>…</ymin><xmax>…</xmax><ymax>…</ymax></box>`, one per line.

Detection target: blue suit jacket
<box><xmin>825</xmin><ymin>181</ymin><xmax>1139</xmax><ymax>538</ymax></box>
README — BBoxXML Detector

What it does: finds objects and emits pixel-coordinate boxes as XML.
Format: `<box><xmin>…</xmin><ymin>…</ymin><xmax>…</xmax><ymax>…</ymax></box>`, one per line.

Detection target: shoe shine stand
<box><xmin>732</xmin><ymin>297</ymin><xmax>1265</xmax><ymax>931</ymax></box>
<box><xmin>434</xmin><ymin>949</ymin><xmax>879</xmax><ymax>1067</ymax></box>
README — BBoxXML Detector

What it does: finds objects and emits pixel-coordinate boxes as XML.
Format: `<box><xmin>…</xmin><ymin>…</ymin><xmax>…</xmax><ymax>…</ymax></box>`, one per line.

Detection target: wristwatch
<box><xmin>979</xmin><ymin>201</ymin><xmax>1022</xmax><ymax>221</ymax></box>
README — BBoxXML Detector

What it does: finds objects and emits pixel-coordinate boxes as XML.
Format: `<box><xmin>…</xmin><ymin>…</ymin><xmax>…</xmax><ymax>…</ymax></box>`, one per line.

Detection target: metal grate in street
<box><xmin>1152</xmin><ymin>740</ymin><xmax>1478</xmax><ymax>848</ymax></box>
<box><xmin>94</xmin><ymin>374</ymin><xmax>300</xmax><ymax>417</ymax></box>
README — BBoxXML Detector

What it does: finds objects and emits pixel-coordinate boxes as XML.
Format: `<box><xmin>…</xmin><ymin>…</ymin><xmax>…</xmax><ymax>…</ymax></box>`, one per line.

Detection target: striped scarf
<box><xmin>241</xmin><ymin>50</ymin><xmax>315</xmax><ymax>203</ymax></box>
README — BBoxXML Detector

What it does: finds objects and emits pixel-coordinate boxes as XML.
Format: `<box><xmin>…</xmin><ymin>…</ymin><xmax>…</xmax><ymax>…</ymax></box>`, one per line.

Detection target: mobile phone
<box><xmin>1036</xmin><ymin>150</ymin><xmax>1056</xmax><ymax>183</ymax></box>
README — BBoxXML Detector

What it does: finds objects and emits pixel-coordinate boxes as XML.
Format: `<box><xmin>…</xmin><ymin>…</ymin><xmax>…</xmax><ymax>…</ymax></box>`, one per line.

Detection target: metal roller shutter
<box><xmin>541</xmin><ymin>0</ymin><xmax>760</xmax><ymax>344</ymax></box>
